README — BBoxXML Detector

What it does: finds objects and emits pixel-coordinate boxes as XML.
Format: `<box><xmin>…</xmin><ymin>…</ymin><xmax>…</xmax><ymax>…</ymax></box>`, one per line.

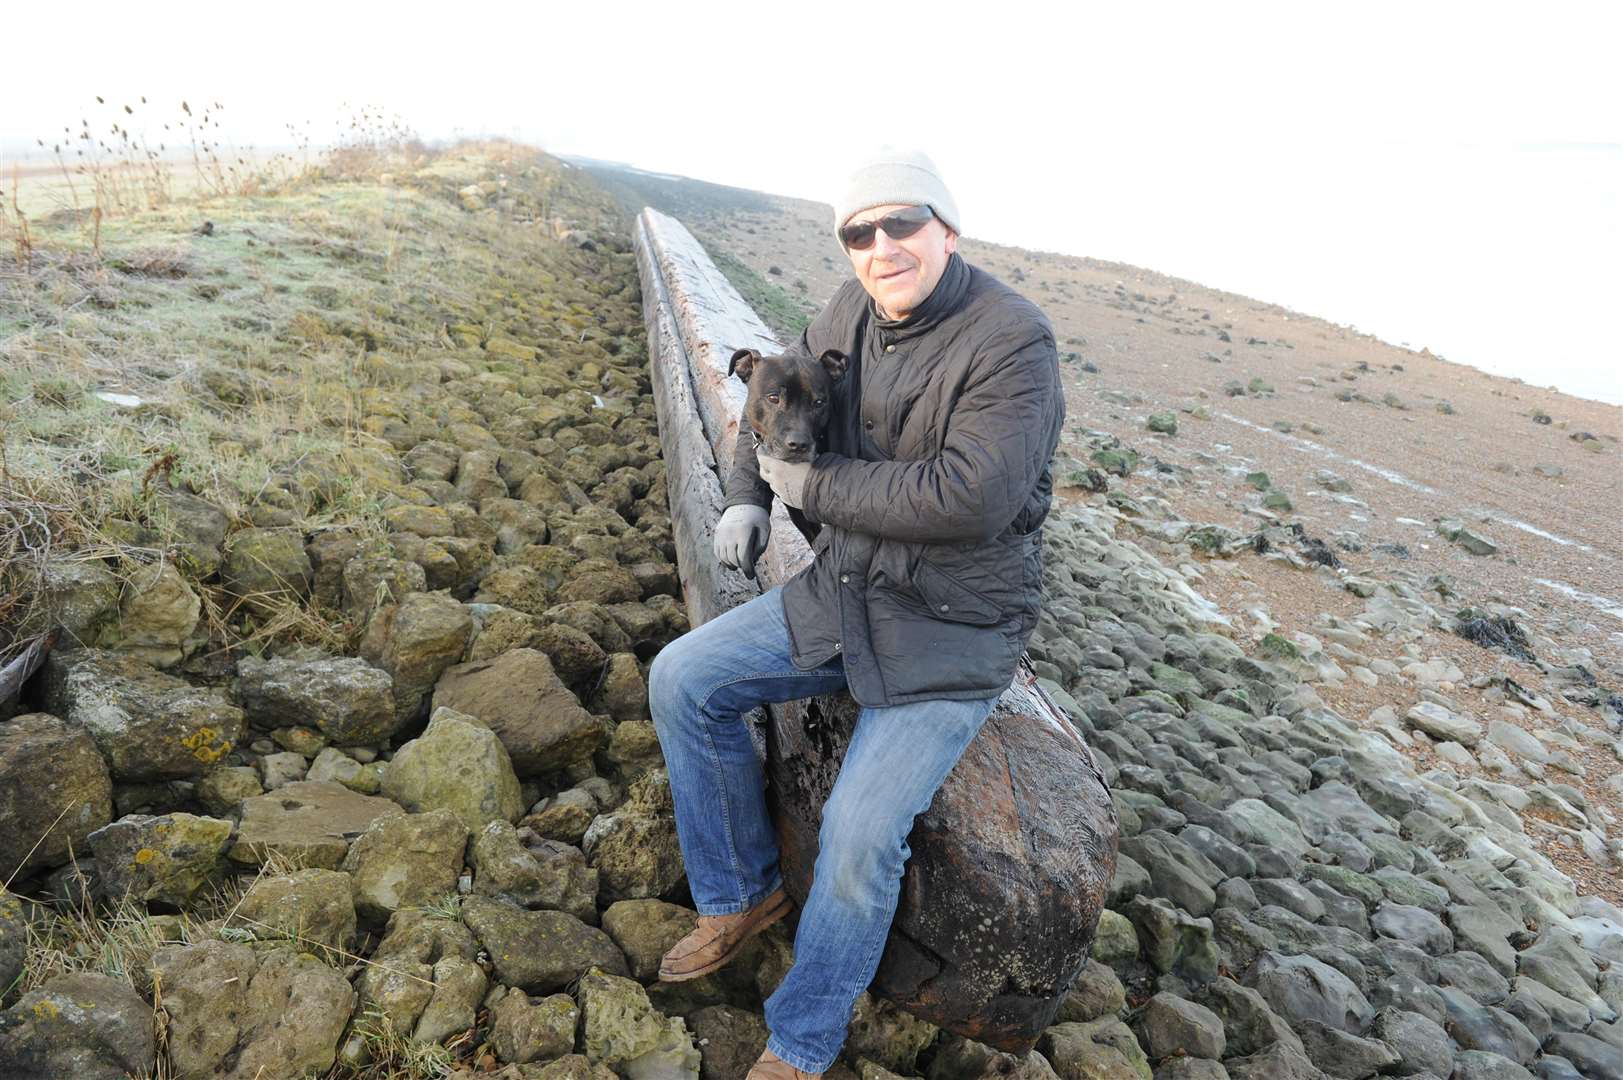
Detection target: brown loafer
<box><xmin>745</xmin><ymin>1047</ymin><xmax>822</xmax><ymax>1079</ymax></box>
<box><xmin>658</xmin><ymin>885</ymin><xmax>792</xmax><ymax>982</ymax></box>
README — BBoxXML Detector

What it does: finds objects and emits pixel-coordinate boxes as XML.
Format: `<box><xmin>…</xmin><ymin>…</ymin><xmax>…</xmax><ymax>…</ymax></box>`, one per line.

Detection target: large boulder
<box><xmin>432</xmin><ymin>648</ymin><xmax>607</xmax><ymax>774</ymax></box>
<box><xmin>232</xmin><ymin>868</ymin><xmax>357</xmax><ymax>955</ymax></box>
<box><xmin>233</xmin><ymin>652</ymin><xmax>398</xmax><ymax>744</ymax></box>
<box><xmin>381</xmin><ymin>707</ymin><xmax>525</xmax><ymax>831</ymax></box>
<box><xmin>342</xmin><ymin>808</ymin><xmax>468</xmax><ymax>924</ymax></box>
<box><xmin>149</xmin><ymin>940</ymin><xmax>353</xmax><ymax>1080</ymax></box>
<box><xmin>219</xmin><ymin>527</ymin><xmax>313</xmax><ymax>615</ymax></box>
<box><xmin>767</xmin><ymin>668</ymin><xmax>1118</xmax><ymax>1053</ymax></box>
<box><xmin>40</xmin><ymin>650</ymin><xmax>243</xmax><ymax>780</ymax></box>
<box><xmin>0</xmin><ymin>713</ymin><xmax>113</xmax><ymax>878</ymax></box>
<box><xmin>469</xmin><ymin>819</ymin><xmax>598</xmax><ymax>924</ymax></box>
<box><xmin>574</xmin><ymin>966</ymin><xmax>701</xmax><ymax>1078</ymax></box>
<box><xmin>359</xmin><ymin>591</ymin><xmax>475</xmax><ymax>726</ymax></box>
<box><xmin>228</xmin><ymin>780</ymin><xmax>403</xmax><ymax>869</ymax></box>
<box><xmin>97</xmin><ymin>559</ymin><xmax>200</xmax><ymax>667</ymax></box>
<box><xmin>0</xmin><ymin>972</ymin><xmax>155</xmax><ymax>1080</ymax></box>
<box><xmin>581</xmin><ymin>770</ymin><xmax>683</xmax><ymax>904</ymax></box>
<box><xmin>461</xmin><ymin>896</ymin><xmax>628</xmax><ymax>993</ymax></box>
<box><xmin>86</xmin><ymin>812</ymin><xmax>233</xmax><ymax>907</ymax></box>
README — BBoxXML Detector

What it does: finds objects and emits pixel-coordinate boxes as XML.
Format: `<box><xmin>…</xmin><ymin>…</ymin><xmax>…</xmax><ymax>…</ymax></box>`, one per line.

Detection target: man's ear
<box><xmin>818</xmin><ymin>349</ymin><xmax>848</xmax><ymax>382</ymax></box>
<box><xmin>728</xmin><ymin>347</ymin><xmax>760</xmax><ymax>383</ymax></box>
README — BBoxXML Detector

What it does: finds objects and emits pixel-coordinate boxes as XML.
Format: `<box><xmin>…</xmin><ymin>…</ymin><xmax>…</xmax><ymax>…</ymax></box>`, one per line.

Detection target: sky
<box><xmin>7</xmin><ymin>2</ymin><xmax>1621</xmax><ymax>404</ymax></box>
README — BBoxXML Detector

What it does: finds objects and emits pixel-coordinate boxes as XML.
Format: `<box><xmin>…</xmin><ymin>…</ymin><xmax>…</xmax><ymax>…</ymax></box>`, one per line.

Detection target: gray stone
<box><xmin>1369</xmin><ymin>1007</ymin><xmax>1453</xmax><ymax>1078</ymax></box>
<box><xmin>233</xmin><ymin>652</ymin><xmax>399</xmax><ymax>744</ymax></box>
<box><xmin>1244</xmin><ymin>952</ymin><xmax>1372</xmax><ymax>1034</ymax></box>
<box><xmin>462</xmin><ymin>896</ymin><xmax>628</xmax><ymax>993</ymax></box>
<box><xmin>382</xmin><ymin>706</ymin><xmax>524</xmax><ymax>832</ymax></box>
<box><xmin>342</xmin><ymin>808</ymin><xmax>468</xmax><ymax>924</ymax></box>
<box><xmin>0</xmin><ymin>971</ymin><xmax>155</xmax><ymax>1079</ymax></box>
<box><xmin>0</xmin><ymin>713</ymin><xmax>113</xmax><ymax>878</ymax></box>
<box><xmin>1293</xmin><ymin>1019</ymin><xmax>1399</xmax><ymax>1078</ymax></box>
<box><xmin>228</xmin><ymin>780</ymin><xmax>403</xmax><ymax>869</ymax></box>
<box><xmin>1134</xmin><ymin>992</ymin><xmax>1225</xmax><ymax>1061</ymax></box>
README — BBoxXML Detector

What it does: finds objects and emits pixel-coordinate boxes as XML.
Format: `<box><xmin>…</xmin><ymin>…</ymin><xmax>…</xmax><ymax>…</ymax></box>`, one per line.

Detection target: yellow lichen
<box><xmin>133</xmin><ymin>847</ymin><xmax>159</xmax><ymax>865</ymax></box>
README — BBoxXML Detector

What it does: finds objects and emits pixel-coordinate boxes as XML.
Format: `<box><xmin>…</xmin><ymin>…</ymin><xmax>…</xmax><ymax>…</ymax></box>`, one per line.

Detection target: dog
<box><xmin>727</xmin><ymin>346</ymin><xmax>848</xmax><ymax>559</ymax></box>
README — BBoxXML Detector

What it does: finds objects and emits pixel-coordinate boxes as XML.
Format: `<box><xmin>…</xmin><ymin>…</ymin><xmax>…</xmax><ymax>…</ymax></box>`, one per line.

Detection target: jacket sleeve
<box><xmin>720</xmin><ymin>296</ymin><xmax>840</xmax><ymax>512</ymax></box>
<box><xmin>799</xmin><ymin>325</ymin><xmax>1060</xmax><ymax>544</ymax></box>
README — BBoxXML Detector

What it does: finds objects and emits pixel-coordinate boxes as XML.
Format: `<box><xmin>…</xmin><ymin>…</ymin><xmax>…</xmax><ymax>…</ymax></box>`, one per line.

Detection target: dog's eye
<box><xmin>815</xmin><ymin>398</ymin><xmax>827</xmax><ymax>407</ymax></box>
<box><xmin>767</xmin><ymin>393</ymin><xmax>781</xmax><ymax>405</ymax></box>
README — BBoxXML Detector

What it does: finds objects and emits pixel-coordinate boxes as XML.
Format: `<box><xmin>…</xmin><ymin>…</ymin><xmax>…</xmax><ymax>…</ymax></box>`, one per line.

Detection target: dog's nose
<box><xmin>783</xmin><ymin>437</ymin><xmax>810</xmax><ymax>455</ymax></box>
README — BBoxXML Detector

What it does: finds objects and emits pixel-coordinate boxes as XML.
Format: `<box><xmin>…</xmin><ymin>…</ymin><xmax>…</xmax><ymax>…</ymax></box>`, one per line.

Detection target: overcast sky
<box><xmin>8</xmin><ymin>2</ymin><xmax>1621</xmax><ymax>403</ymax></box>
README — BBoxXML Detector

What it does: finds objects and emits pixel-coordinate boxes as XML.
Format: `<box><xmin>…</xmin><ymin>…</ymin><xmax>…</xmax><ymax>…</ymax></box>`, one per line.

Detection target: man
<box><xmin>647</xmin><ymin>148</ymin><xmax>1065</xmax><ymax>1079</ymax></box>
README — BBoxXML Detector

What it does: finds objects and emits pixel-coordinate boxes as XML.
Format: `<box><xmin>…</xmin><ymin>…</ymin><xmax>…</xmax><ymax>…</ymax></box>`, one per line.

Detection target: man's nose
<box><xmin>871</xmin><ymin>226</ymin><xmax>903</xmax><ymax>259</ymax></box>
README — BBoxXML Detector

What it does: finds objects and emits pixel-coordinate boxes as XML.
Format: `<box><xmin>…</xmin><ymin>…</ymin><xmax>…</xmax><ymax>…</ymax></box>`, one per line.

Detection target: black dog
<box><xmin>727</xmin><ymin>346</ymin><xmax>848</xmax><ymax>562</ymax></box>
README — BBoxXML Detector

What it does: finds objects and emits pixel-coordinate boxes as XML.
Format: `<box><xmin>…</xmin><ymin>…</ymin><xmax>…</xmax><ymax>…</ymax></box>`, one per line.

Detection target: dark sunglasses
<box><xmin>839</xmin><ymin>205</ymin><xmax>935</xmax><ymax>251</ymax></box>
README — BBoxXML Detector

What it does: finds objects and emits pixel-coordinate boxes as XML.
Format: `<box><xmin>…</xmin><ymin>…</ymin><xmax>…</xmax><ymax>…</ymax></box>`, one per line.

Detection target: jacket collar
<box><xmin>869</xmin><ymin>251</ymin><xmax>971</xmax><ymax>344</ymax></box>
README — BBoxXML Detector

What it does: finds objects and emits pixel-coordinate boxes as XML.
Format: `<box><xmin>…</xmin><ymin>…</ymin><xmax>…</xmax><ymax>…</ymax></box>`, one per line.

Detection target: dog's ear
<box><xmin>728</xmin><ymin>347</ymin><xmax>761</xmax><ymax>383</ymax></box>
<box><xmin>818</xmin><ymin>349</ymin><xmax>848</xmax><ymax>382</ymax></box>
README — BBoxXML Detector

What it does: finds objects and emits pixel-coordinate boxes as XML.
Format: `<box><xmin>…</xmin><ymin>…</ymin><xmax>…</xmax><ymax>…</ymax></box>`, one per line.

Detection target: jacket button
<box><xmin>885</xmin><ymin>345</ymin><xmax>895</xmax><ymax>353</ymax></box>
<box><xmin>940</xmin><ymin>604</ymin><xmax>950</xmax><ymax>612</ymax></box>
<box><xmin>864</xmin><ymin>419</ymin><xmax>874</xmax><ymax>430</ymax></box>
<box><xmin>834</xmin><ymin>642</ymin><xmax>841</xmax><ymax>651</ymax></box>
<box><xmin>840</xmin><ymin>574</ymin><xmax>849</xmax><ymax>583</ymax></box>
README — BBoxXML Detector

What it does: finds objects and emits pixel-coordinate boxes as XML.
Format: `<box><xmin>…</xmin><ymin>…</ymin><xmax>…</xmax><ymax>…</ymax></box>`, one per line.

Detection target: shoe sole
<box><xmin>658</xmin><ymin>891</ymin><xmax>792</xmax><ymax>982</ymax></box>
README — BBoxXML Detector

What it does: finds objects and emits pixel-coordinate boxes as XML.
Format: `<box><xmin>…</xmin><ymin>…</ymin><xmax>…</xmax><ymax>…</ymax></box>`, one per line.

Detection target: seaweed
<box><xmin>1453</xmin><ymin>608</ymin><xmax>1536</xmax><ymax>662</ymax></box>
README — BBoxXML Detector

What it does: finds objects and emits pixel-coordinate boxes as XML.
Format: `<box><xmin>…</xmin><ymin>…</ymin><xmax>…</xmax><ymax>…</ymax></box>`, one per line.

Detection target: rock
<box><xmin>220</xmin><ymin>527</ymin><xmax>314</xmax><ymax>613</ymax></box>
<box><xmin>432</xmin><ymin>648</ymin><xmax>606</xmax><ymax>774</ymax></box>
<box><xmin>844</xmin><ymin>991</ymin><xmax>939</xmax><ymax>1075</ymax></box>
<box><xmin>1223</xmin><ymin>800</ymin><xmax>1311</xmax><ymax>856</ymax></box>
<box><xmin>1543</xmin><ymin>1032</ymin><xmax>1623</xmax><ymax>1079</ymax></box>
<box><xmin>259</xmin><ymin>750</ymin><xmax>307</xmax><ymax>789</ymax></box>
<box><xmin>1194</xmin><ymin>977</ymin><xmax>1304</xmax><ymax>1057</ymax></box>
<box><xmin>99</xmin><ymin>559</ymin><xmax>200</xmax><ymax>667</ymax></box>
<box><xmin>1127</xmin><ymin>896</ymin><xmax>1219</xmax><ymax>984</ymax></box>
<box><xmin>29</xmin><ymin>558</ymin><xmax>120</xmax><ymax>646</ymax></box>
<box><xmin>489</xmin><ymin>986</ymin><xmax>580</xmax><ymax>1064</ymax></box>
<box><xmin>194</xmin><ymin>765</ymin><xmax>263</xmax><ymax>816</ymax></box>
<box><xmin>1437</xmin><ymin>987</ymin><xmax>1538</xmax><ymax>1064</ymax></box>
<box><xmin>470</xmin><ymin>820</ymin><xmax>598</xmax><ymax>924</ymax></box>
<box><xmin>233</xmin><ymin>867</ymin><xmax>356</xmax><ymax>954</ymax></box>
<box><xmin>601</xmin><ymin>899</ymin><xmax>702</xmax><ymax>982</ymax></box>
<box><xmin>1369</xmin><ymin>1007</ymin><xmax>1453</xmax><ymax>1077</ymax></box>
<box><xmin>342</xmin><ymin>808</ymin><xmax>468</xmax><ymax>924</ymax></box>
<box><xmin>1147</xmin><ymin>412</ymin><xmax>1178</xmax><ymax>435</ymax></box>
<box><xmin>1244</xmin><ymin>952</ymin><xmax>1373</xmax><ymax>1034</ymax></box>
<box><xmin>359</xmin><ymin>591</ymin><xmax>475</xmax><ymax>726</ymax></box>
<box><xmin>593</xmin><ymin>652</ymin><xmax>651</xmax><ymax>723</ymax></box>
<box><xmin>1223</xmin><ymin>1041</ymin><xmax>1327</xmax><ymax>1080</ymax></box>
<box><xmin>603</xmin><ymin>719</ymin><xmax>666</xmax><ymax>782</ymax></box>
<box><xmin>581</xmin><ymin>771</ymin><xmax>684</xmax><ymax>903</ymax></box>
<box><xmin>382</xmin><ymin>706</ymin><xmax>524</xmax><ymax>831</ymax></box>
<box><xmin>1133</xmin><ymin>992</ymin><xmax>1225</xmax><ymax>1061</ymax></box>
<box><xmin>87</xmin><ymin>812</ymin><xmax>233</xmax><ymax>907</ymax></box>
<box><xmin>1151</xmin><ymin>1060</ymin><xmax>1228</xmax><ymax>1080</ymax></box>
<box><xmin>688</xmin><ymin>1003</ymin><xmax>769</xmax><ymax>1080</ymax></box>
<box><xmin>355</xmin><ymin>908</ymin><xmax>478</xmax><ymax>1035</ymax></box>
<box><xmin>149</xmin><ymin>941</ymin><xmax>354</xmax><ymax>1080</ymax></box>
<box><xmin>0</xmin><ymin>713</ymin><xmax>113</xmax><ymax>878</ymax></box>
<box><xmin>1371</xmin><ymin>902</ymin><xmax>1455</xmax><ymax>955</ymax></box>
<box><xmin>1452</xmin><ymin>530</ymin><xmax>1498</xmax><ymax>557</ymax></box>
<box><xmin>767</xmin><ymin>674</ymin><xmax>1118</xmax><ymax>1052</ymax></box>
<box><xmin>1038</xmin><ymin>1017</ymin><xmax>1154</xmax><ymax>1080</ymax></box>
<box><xmin>0</xmin><ymin>971</ymin><xmax>155</xmax><ymax>1079</ymax></box>
<box><xmin>575</xmin><ymin>966</ymin><xmax>701</xmax><ymax>1078</ymax></box>
<box><xmin>462</xmin><ymin>896</ymin><xmax>628</xmax><ymax>992</ymax></box>
<box><xmin>233</xmin><ymin>652</ymin><xmax>399</xmax><ymax>744</ymax></box>
<box><xmin>412</xmin><ymin>954</ymin><xmax>487</xmax><ymax>1044</ymax></box>
<box><xmin>40</xmin><ymin>649</ymin><xmax>243</xmax><ymax>780</ymax></box>
<box><xmin>0</xmin><ymin>890</ymin><xmax>25</xmax><ymax>998</ymax></box>
<box><xmin>1057</xmin><ymin>960</ymin><xmax>1127</xmax><ymax>1023</ymax></box>
<box><xmin>929</xmin><ymin>1032</ymin><xmax>1064</xmax><ymax>1079</ymax></box>
<box><xmin>1449</xmin><ymin>1050</ymin><xmax>1535</xmax><ymax>1078</ymax></box>
<box><xmin>1092</xmin><ymin>910</ymin><xmax>1140</xmax><ymax>967</ymax></box>
<box><xmin>228</xmin><ymin>780</ymin><xmax>403</xmax><ymax>869</ymax></box>
<box><xmin>1293</xmin><ymin>1019</ymin><xmax>1399</xmax><ymax>1078</ymax></box>
<box><xmin>1405</xmin><ymin>702</ymin><xmax>1483</xmax><ymax>747</ymax></box>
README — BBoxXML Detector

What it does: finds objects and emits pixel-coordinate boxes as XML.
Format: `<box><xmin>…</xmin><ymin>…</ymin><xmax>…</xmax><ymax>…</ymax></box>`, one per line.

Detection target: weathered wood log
<box><xmin>635</xmin><ymin>207</ymin><xmax>1118</xmax><ymax>1054</ymax></box>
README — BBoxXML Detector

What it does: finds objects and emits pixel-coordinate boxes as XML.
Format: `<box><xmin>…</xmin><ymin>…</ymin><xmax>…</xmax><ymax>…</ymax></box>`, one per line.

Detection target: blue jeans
<box><xmin>647</xmin><ymin>584</ymin><xmax>999</xmax><ymax>1074</ymax></box>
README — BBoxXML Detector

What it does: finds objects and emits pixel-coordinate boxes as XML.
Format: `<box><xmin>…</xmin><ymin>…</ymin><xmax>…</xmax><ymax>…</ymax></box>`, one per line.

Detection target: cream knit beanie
<box><xmin>834</xmin><ymin>148</ymin><xmax>961</xmax><ymax>243</ymax></box>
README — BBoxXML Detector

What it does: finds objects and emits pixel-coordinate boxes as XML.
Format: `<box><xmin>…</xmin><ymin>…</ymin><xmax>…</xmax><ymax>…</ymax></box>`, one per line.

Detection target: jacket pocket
<box><xmin>913</xmin><ymin>557</ymin><xmax>1003</xmax><ymax>625</ymax></box>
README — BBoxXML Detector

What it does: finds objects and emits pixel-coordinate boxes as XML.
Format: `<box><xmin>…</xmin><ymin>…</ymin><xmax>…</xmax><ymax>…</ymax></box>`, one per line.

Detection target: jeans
<box><xmin>647</xmin><ymin>584</ymin><xmax>1000</xmax><ymax>1074</ymax></box>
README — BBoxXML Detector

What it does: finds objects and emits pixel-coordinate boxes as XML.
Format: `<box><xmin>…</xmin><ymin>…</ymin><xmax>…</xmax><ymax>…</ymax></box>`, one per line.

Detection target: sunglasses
<box><xmin>839</xmin><ymin>205</ymin><xmax>935</xmax><ymax>251</ymax></box>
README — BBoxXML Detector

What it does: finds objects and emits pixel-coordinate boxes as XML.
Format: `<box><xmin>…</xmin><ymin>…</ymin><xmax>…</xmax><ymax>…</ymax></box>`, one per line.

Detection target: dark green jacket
<box><xmin>723</xmin><ymin>252</ymin><xmax>1065</xmax><ymax>707</ymax></box>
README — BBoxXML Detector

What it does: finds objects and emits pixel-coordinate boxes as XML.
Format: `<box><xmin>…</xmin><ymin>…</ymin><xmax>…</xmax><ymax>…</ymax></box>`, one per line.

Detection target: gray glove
<box><xmin>715</xmin><ymin>504</ymin><xmax>771</xmax><ymax>579</ymax></box>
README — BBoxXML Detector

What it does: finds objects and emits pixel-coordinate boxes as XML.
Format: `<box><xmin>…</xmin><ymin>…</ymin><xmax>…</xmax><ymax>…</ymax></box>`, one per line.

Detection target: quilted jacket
<box><xmin>722</xmin><ymin>251</ymin><xmax>1065</xmax><ymax>707</ymax></box>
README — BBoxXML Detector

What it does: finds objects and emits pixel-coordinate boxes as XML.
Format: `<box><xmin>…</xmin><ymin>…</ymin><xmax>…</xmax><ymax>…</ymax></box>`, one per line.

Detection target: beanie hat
<box><xmin>834</xmin><ymin>148</ymin><xmax>961</xmax><ymax>244</ymax></box>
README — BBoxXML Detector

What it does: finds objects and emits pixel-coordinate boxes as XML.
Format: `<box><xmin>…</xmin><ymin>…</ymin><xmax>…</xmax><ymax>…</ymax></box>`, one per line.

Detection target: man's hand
<box><xmin>756</xmin><ymin>453</ymin><xmax>812</xmax><ymax>510</ymax></box>
<box><xmin>715</xmin><ymin>504</ymin><xmax>770</xmax><ymax>579</ymax></box>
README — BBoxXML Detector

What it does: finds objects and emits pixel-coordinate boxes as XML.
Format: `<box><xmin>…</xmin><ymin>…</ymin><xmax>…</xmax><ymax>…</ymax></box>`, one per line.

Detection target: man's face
<box><xmin>843</xmin><ymin>203</ymin><xmax>958</xmax><ymax>320</ymax></box>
